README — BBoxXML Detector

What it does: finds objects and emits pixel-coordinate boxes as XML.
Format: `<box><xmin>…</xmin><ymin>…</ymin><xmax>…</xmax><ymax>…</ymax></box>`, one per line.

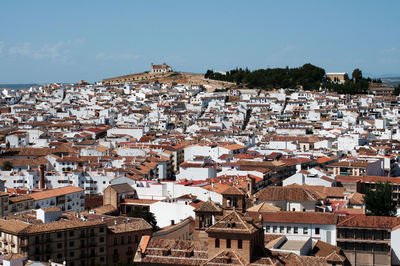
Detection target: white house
<box><xmin>257</xmin><ymin>211</ymin><xmax>337</xmax><ymax>245</ymax></box>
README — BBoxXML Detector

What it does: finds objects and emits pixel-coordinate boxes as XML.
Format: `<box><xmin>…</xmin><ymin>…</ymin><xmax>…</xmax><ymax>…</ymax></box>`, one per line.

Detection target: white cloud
<box><xmin>7</xmin><ymin>39</ymin><xmax>84</xmax><ymax>60</ymax></box>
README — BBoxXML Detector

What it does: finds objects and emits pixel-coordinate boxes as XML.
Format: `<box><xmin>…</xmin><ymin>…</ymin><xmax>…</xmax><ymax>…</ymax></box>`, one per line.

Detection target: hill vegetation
<box><xmin>205</xmin><ymin>64</ymin><xmax>382</xmax><ymax>94</ymax></box>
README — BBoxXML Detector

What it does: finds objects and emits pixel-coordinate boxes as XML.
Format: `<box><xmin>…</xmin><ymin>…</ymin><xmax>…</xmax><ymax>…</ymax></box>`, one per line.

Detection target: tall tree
<box><xmin>393</xmin><ymin>83</ymin><xmax>400</xmax><ymax>96</ymax></box>
<box><xmin>364</xmin><ymin>182</ymin><xmax>397</xmax><ymax>217</ymax></box>
<box><xmin>127</xmin><ymin>208</ymin><xmax>158</xmax><ymax>230</ymax></box>
<box><xmin>352</xmin><ymin>68</ymin><xmax>362</xmax><ymax>81</ymax></box>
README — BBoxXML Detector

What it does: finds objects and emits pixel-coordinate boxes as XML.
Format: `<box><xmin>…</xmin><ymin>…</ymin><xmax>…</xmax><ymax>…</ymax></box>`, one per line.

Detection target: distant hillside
<box><xmin>381</xmin><ymin>77</ymin><xmax>400</xmax><ymax>87</ymax></box>
<box><xmin>0</xmin><ymin>84</ymin><xmax>39</xmax><ymax>90</ymax></box>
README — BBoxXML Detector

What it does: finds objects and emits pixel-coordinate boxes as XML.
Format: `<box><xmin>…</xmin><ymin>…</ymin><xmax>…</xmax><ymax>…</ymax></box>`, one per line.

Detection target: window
<box><xmin>135</xmin><ymin>235</ymin><xmax>138</xmax><ymax>243</ymax></box>
<box><xmin>100</xmin><ymin>247</ymin><xmax>104</xmax><ymax>253</ymax></box>
<box><xmin>238</xmin><ymin>239</ymin><xmax>242</xmax><ymax>249</ymax></box>
<box><xmin>215</xmin><ymin>238</ymin><xmax>220</xmax><ymax>248</ymax></box>
<box><xmin>265</xmin><ymin>226</ymin><xmax>270</xmax><ymax>233</ymax></box>
<box><xmin>128</xmin><ymin>236</ymin><xmax>131</xmax><ymax>243</ymax></box>
<box><xmin>287</xmin><ymin>226</ymin><xmax>292</xmax><ymax>233</ymax></box>
<box><xmin>315</xmin><ymin>227</ymin><xmax>320</xmax><ymax>235</ymax></box>
<box><xmin>280</xmin><ymin>226</ymin><xmax>284</xmax><ymax>233</ymax></box>
<box><xmin>100</xmin><ymin>237</ymin><xmax>104</xmax><ymax>243</ymax></box>
<box><xmin>226</xmin><ymin>239</ymin><xmax>231</xmax><ymax>248</ymax></box>
<box><xmin>273</xmin><ymin>226</ymin><xmax>277</xmax><ymax>233</ymax></box>
<box><xmin>69</xmin><ymin>231</ymin><xmax>74</xmax><ymax>237</ymax></box>
<box><xmin>57</xmin><ymin>243</ymin><xmax>62</xmax><ymax>249</ymax></box>
<box><xmin>304</xmin><ymin>227</ymin><xmax>308</xmax><ymax>235</ymax></box>
<box><xmin>114</xmin><ymin>237</ymin><xmax>117</xmax><ymax>245</ymax></box>
<box><xmin>294</xmin><ymin>227</ymin><xmax>298</xmax><ymax>234</ymax></box>
<box><xmin>69</xmin><ymin>241</ymin><xmax>74</xmax><ymax>247</ymax></box>
<box><xmin>70</xmin><ymin>251</ymin><xmax>74</xmax><ymax>257</ymax></box>
<box><xmin>99</xmin><ymin>227</ymin><xmax>104</xmax><ymax>233</ymax></box>
<box><xmin>121</xmin><ymin>236</ymin><xmax>125</xmax><ymax>244</ymax></box>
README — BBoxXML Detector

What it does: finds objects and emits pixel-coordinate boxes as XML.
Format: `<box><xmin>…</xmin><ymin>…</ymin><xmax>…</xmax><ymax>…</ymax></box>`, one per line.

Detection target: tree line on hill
<box><xmin>205</xmin><ymin>64</ymin><xmax>383</xmax><ymax>95</ymax></box>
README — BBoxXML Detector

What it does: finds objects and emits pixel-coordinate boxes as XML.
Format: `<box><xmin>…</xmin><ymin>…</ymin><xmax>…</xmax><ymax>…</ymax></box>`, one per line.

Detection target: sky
<box><xmin>0</xmin><ymin>0</ymin><xmax>399</xmax><ymax>83</ymax></box>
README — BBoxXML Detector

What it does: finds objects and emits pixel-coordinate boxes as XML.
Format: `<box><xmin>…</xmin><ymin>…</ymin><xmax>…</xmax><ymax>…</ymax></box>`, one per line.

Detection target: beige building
<box><xmin>0</xmin><ymin>192</ymin><xmax>34</xmax><ymax>217</ymax></box>
<box><xmin>0</xmin><ymin>209</ymin><xmax>152</xmax><ymax>266</ymax></box>
<box><xmin>326</xmin><ymin>73</ymin><xmax>347</xmax><ymax>84</ymax></box>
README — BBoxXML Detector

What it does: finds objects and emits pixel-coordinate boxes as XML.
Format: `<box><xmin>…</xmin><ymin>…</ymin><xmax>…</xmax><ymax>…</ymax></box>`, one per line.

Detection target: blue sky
<box><xmin>0</xmin><ymin>0</ymin><xmax>399</xmax><ymax>83</ymax></box>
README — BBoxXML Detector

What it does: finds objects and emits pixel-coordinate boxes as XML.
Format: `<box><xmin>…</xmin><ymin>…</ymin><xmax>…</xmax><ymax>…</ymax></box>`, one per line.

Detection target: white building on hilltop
<box><xmin>151</xmin><ymin>62</ymin><xmax>173</xmax><ymax>73</ymax></box>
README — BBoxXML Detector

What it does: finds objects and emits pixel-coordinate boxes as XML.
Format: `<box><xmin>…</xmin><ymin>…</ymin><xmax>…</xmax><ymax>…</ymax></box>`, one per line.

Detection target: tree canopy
<box><xmin>394</xmin><ymin>83</ymin><xmax>400</xmax><ymax>96</ymax></box>
<box><xmin>364</xmin><ymin>182</ymin><xmax>397</xmax><ymax>217</ymax></box>
<box><xmin>352</xmin><ymin>68</ymin><xmax>362</xmax><ymax>81</ymax></box>
<box><xmin>1</xmin><ymin>161</ymin><xmax>13</xmax><ymax>171</ymax></box>
<box><xmin>127</xmin><ymin>208</ymin><xmax>158</xmax><ymax>230</ymax></box>
<box><xmin>205</xmin><ymin>64</ymin><xmax>380</xmax><ymax>95</ymax></box>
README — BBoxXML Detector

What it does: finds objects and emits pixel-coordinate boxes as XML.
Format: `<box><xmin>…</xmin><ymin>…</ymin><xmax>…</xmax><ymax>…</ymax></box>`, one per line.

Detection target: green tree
<box><xmin>364</xmin><ymin>182</ymin><xmax>397</xmax><ymax>216</ymax></box>
<box><xmin>1</xmin><ymin>161</ymin><xmax>13</xmax><ymax>171</ymax></box>
<box><xmin>127</xmin><ymin>208</ymin><xmax>158</xmax><ymax>230</ymax></box>
<box><xmin>352</xmin><ymin>68</ymin><xmax>362</xmax><ymax>81</ymax></box>
<box><xmin>394</xmin><ymin>84</ymin><xmax>400</xmax><ymax>96</ymax></box>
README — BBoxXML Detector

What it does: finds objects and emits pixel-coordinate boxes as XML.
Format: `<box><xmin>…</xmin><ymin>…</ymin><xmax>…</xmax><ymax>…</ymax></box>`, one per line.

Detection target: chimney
<box><xmin>39</xmin><ymin>164</ymin><xmax>45</xmax><ymax>189</ymax></box>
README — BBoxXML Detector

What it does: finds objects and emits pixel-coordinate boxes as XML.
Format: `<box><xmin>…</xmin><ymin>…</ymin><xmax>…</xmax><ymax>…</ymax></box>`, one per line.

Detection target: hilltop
<box><xmin>102</xmin><ymin>71</ymin><xmax>236</xmax><ymax>92</ymax></box>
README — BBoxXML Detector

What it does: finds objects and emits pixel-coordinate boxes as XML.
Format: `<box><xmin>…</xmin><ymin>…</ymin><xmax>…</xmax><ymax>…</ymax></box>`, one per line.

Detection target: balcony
<box><xmin>337</xmin><ymin>237</ymin><xmax>390</xmax><ymax>243</ymax></box>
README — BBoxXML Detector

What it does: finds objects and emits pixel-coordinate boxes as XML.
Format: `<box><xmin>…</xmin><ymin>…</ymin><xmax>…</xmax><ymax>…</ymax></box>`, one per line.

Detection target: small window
<box><xmin>315</xmin><ymin>227</ymin><xmax>320</xmax><ymax>235</ymax></box>
<box><xmin>304</xmin><ymin>227</ymin><xmax>308</xmax><ymax>235</ymax></box>
<box><xmin>294</xmin><ymin>227</ymin><xmax>298</xmax><ymax>234</ymax></box>
<box><xmin>69</xmin><ymin>241</ymin><xmax>74</xmax><ymax>247</ymax></box>
<box><xmin>215</xmin><ymin>238</ymin><xmax>220</xmax><ymax>248</ymax></box>
<box><xmin>287</xmin><ymin>226</ymin><xmax>292</xmax><ymax>233</ymax></box>
<box><xmin>280</xmin><ymin>226</ymin><xmax>284</xmax><ymax>233</ymax></box>
<box><xmin>238</xmin><ymin>239</ymin><xmax>242</xmax><ymax>249</ymax></box>
<box><xmin>69</xmin><ymin>231</ymin><xmax>74</xmax><ymax>237</ymax></box>
<box><xmin>226</xmin><ymin>239</ymin><xmax>231</xmax><ymax>248</ymax></box>
<box><xmin>273</xmin><ymin>226</ymin><xmax>277</xmax><ymax>233</ymax></box>
<box><xmin>265</xmin><ymin>226</ymin><xmax>270</xmax><ymax>233</ymax></box>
